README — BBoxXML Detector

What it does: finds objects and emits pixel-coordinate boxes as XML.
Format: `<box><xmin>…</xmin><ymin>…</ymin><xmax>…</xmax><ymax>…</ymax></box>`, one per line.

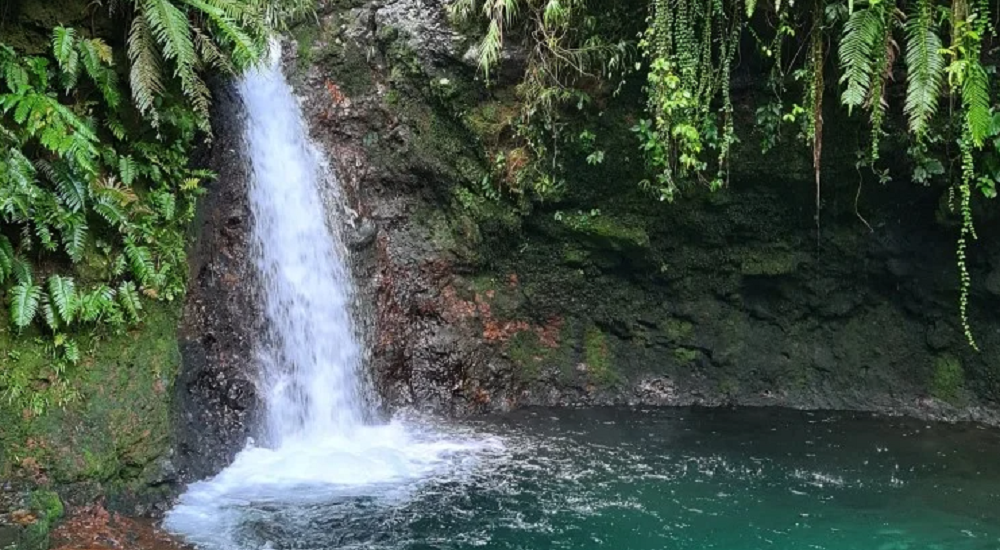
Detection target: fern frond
<box><xmin>904</xmin><ymin>0</ymin><xmax>945</xmax><ymax>137</ymax></box>
<box><xmin>192</xmin><ymin>25</ymin><xmax>236</xmax><ymax>74</ymax></box>
<box><xmin>40</xmin><ymin>294</ymin><xmax>60</xmax><ymax>331</ymax></box>
<box><xmin>47</xmin><ymin>163</ymin><xmax>88</xmax><ymax>213</ymax></box>
<box><xmin>125</xmin><ymin>237</ymin><xmax>156</xmax><ymax>285</ymax></box>
<box><xmin>119</xmin><ymin>155</ymin><xmax>138</xmax><ymax>185</ymax></box>
<box><xmin>48</xmin><ymin>274</ymin><xmax>77</xmax><ymax>324</ymax></box>
<box><xmin>10</xmin><ymin>282</ymin><xmax>41</xmax><ymax>329</ymax></box>
<box><xmin>0</xmin><ymin>236</ymin><xmax>13</xmax><ymax>283</ymax></box>
<box><xmin>839</xmin><ymin>5</ymin><xmax>885</xmax><ymax>112</ymax></box>
<box><xmin>152</xmin><ymin>190</ymin><xmax>176</xmax><ymax>220</ymax></box>
<box><xmin>59</xmin><ymin>212</ymin><xmax>88</xmax><ymax>262</ymax></box>
<box><xmin>11</xmin><ymin>256</ymin><xmax>32</xmax><ymax>286</ymax></box>
<box><xmin>52</xmin><ymin>26</ymin><xmax>80</xmax><ymax>91</ymax></box>
<box><xmin>962</xmin><ymin>58</ymin><xmax>991</xmax><ymax>147</ymax></box>
<box><xmin>1</xmin><ymin>49</ymin><xmax>30</xmax><ymax>93</ymax></box>
<box><xmin>62</xmin><ymin>339</ymin><xmax>80</xmax><ymax>364</ymax></box>
<box><xmin>127</xmin><ymin>13</ymin><xmax>166</xmax><ymax>124</ymax></box>
<box><xmin>117</xmin><ymin>280</ymin><xmax>143</xmax><ymax>322</ymax></box>
<box><xmin>182</xmin><ymin>0</ymin><xmax>266</xmax><ymax>69</ymax></box>
<box><xmin>141</xmin><ymin>0</ymin><xmax>213</xmax><ymax>127</ymax></box>
<box><xmin>93</xmin><ymin>200</ymin><xmax>130</xmax><ymax>229</ymax></box>
<box><xmin>78</xmin><ymin>285</ymin><xmax>116</xmax><ymax>323</ymax></box>
<box><xmin>78</xmin><ymin>38</ymin><xmax>121</xmax><ymax>108</ymax></box>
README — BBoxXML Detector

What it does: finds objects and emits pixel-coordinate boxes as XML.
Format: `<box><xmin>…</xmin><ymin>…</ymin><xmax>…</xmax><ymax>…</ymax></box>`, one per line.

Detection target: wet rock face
<box><xmin>174</xmin><ymin>84</ymin><xmax>263</xmax><ymax>482</ymax></box>
<box><xmin>279</xmin><ymin>0</ymin><xmax>1000</xmax><ymax>425</ymax></box>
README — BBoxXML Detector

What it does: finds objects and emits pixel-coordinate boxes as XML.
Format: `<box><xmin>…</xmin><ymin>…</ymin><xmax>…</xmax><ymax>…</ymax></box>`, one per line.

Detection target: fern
<box><xmin>128</xmin><ymin>13</ymin><xmax>166</xmax><ymax>125</ymax></box>
<box><xmin>47</xmin><ymin>274</ymin><xmax>77</xmax><ymax>324</ymax></box>
<box><xmin>152</xmin><ymin>190</ymin><xmax>177</xmax><ymax>220</ymax></box>
<box><xmin>0</xmin><ymin>235</ymin><xmax>13</xmax><ymax>283</ymax></box>
<box><xmin>182</xmin><ymin>0</ymin><xmax>266</xmax><ymax>69</ymax></box>
<box><xmin>125</xmin><ymin>237</ymin><xmax>156</xmax><ymax>286</ymax></box>
<box><xmin>11</xmin><ymin>257</ymin><xmax>32</xmax><ymax>286</ymax></box>
<box><xmin>62</xmin><ymin>339</ymin><xmax>81</xmax><ymax>365</ymax></box>
<box><xmin>904</xmin><ymin>0</ymin><xmax>944</xmax><ymax>137</ymax></box>
<box><xmin>839</xmin><ymin>4</ymin><xmax>886</xmax><ymax>113</ymax></box>
<box><xmin>40</xmin><ymin>295</ymin><xmax>60</xmax><ymax>331</ymax></box>
<box><xmin>961</xmin><ymin>59</ymin><xmax>991</xmax><ymax>147</ymax></box>
<box><xmin>119</xmin><ymin>155</ymin><xmax>138</xmax><ymax>185</ymax></box>
<box><xmin>58</xmin><ymin>212</ymin><xmax>88</xmax><ymax>262</ymax></box>
<box><xmin>53</xmin><ymin>26</ymin><xmax>80</xmax><ymax>91</ymax></box>
<box><xmin>78</xmin><ymin>285</ymin><xmax>117</xmax><ymax>323</ymax></box>
<box><xmin>140</xmin><ymin>0</ymin><xmax>213</xmax><ymax>127</ymax></box>
<box><xmin>117</xmin><ymin>281</ymin><xmax>143</xmax><ymax>322</ymax></box>
<box><xmin>41</xmin><ymin>161</ymin><xmax>88</xmax><ymax>212</ymax></box>
<box><xmin>78</xmin><ymin>38</ymin><xmax>121</xmax><ymax>108</ymax></box>
<box><xmin>10</xmin><ymin>282</ymin><xmax>41</xmax><ymax>329</ymax></box>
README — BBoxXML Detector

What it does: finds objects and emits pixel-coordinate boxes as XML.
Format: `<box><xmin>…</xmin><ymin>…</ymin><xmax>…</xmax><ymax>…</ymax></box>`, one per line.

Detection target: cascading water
<box><xmin>163</xmin><ymin>48</ymin><xmax>498</xmax><ymax>549</ymax></box>
<box><xmin>241</xmin><ymin>44</ymin><xmax>364</xmax><ymax>445</ymax></box>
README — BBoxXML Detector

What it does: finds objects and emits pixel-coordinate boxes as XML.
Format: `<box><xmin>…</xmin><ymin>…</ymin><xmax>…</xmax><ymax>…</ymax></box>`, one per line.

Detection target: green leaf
<box><xmin>48</xmin><ymin>274</ymin><xmax>77</xmax><ymax>324</ymax></box>
<box><xmin>904</xmin><ymin>0</ymin><xmax>945</xmax><ymax>137</ymax></box>
<box><xmin>63</xmin><ymin>339</ymin><xmax>80</xmax><ymax>364</ymax></box>
<box><xmin>10</xmin><ymin>282</ymin><xmax>41</xmax><ymax>329</ymax></box>
<box><xmin>839</xmin><ymin>5</ymin><xmax>887</xmax><ymax>112</ymax></box>
<box><xmin>11</xmin><ymin>257</ymin><xmax>33</xmax><ymax>286</ymax></box>
<box><xmin>41</xmin><ymin>295</ymin><xmax>60</xmax><ymax>331</ymax></box>
<box><xmin>125</xmin><ymin>238</ymin><xmax>156</xmax><ymax>286</ymax></box>
<box><xmin>0</xmin><ymin>235</ymin><xmax>13</xmax><ymax>283</ymax></box>
<box><xmin>117</xmin><ymin>281</ymin><xmax>143</xmax><ymax>323</ymax></box>
<box><xmin>119</xmin><ymin>155</ymin><xmax>138</xmax><ymax>185</ymax></box>
<box><xmin>60</xmin><ymin>212</ymin><xmax>88</xmax><ymax>262</ymax></box>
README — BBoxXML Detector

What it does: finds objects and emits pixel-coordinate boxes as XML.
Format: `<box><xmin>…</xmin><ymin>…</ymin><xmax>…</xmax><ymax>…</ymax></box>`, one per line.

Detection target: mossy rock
<box><xmin>738</xmin><ymin>248</ymin><xmax>807</xmax><ymax>276</ymax></box>
<box><xmin>0</xmin><ymin>303</ymin><xmax>181</xmax><ymax>485</ymax></box>
<box><xmin>556</xmin><ymin>213</ymin><xmax>650</xmax><ymax>252</ymax></box>
<box><xmin>3</xmin><ymin>490</ymin><xmax>65</xmax><ymax>550</ymax></box>
<box><xmin>672</xmin><ymin>347</ymin><xmax>700</xmax><ymax>366</ymax></box>
<box><xmin>663</xmin><ymin>318</ymin><xmax>694</xmax><ymax>342</ymax></box>
<box><xmin>584</xmin><ymin>326</ymin><xmax>619</xmax><ymax>387</ymax></box>
<box><xmin>930</xmin><ymin>354</ymin><xmax>964</xmax><ymax>402</ymax></box>
<box><xmin>505</xmin><ymin>331</ymin><xmax>547</xmax><ymax>383</ymax></box>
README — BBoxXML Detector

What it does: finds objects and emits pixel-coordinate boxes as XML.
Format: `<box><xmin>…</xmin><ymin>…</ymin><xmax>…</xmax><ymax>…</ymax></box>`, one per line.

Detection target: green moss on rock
<box><xmin>506</xmin><ymin>331</ymin><xmax>546</xmax><ymax>382</ymax></box>
<box><xmin>584</xmin><ymin>326</ymin><xmax>619</xmax><ymax>387</ymax></box>
<box><xmin>930</xmin><ymin>354</ymin><xmax>964</xmax><ymax>401</ymax></box>
<box><xmin>17</xmin><ymin>490</ymin><xmax>63</xmax><ymax>550</ymax></box>
<box><xmin>672</xmin><ymin>347</ymin><xmax>700</xmax><ymax>366</ymax></box>
<box><xmin>0</xmin><ymin>303</ymin><xmax>181</xmax><ymax>485</ymax></box>
<box><xmin>663</xmin><ymin>318</ymin><xmax>694</xmax><ymax>342</ymax></box>
<box><xmin>738</xmin><ymin>248</ymin><xmax>806</xmax><ymax>276</ymax></box>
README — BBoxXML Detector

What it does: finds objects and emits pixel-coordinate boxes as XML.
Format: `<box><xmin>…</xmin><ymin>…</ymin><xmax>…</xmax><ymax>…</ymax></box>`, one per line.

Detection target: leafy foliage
<box><xmin>0</xmin><ymin>1</ymin><xmax>305</xmax><ymax>410</ymax></box>
<box><xmin>903</xmin><ymin>0</ymin><xmax>945</xmax><ymax>138</ymax></box>
<box><xmin>460</xmin><ymin>0</ymin><xmax>997</xmax><ymax>348</ymax></box>
<box><xmin>451</xmin><ymin>0</ymin><xmax>633</xmax><ymax>201</ymax></box>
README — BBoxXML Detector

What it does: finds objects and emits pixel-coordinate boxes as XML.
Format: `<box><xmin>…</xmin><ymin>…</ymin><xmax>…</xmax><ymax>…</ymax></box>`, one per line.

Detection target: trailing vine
<box><xmin>450</xmin><ymin>0</ymin><xmax>632</xmax><ymax>201</ymax></box>
<box><xmin>635</xmin><ymin>0</ymin><xmax>742</xmax><ymax>201</ymax></box>
<box><xmin>460</xmin><ymin>0</ymin><xmax>998</xmax><ymax>349</ymax></box>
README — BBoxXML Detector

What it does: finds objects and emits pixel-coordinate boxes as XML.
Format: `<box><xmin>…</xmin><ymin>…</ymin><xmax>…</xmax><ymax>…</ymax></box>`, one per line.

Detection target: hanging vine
<box><xmin>634</xmin><ymin>0</ymin><xmax>742</xmax><ymax>201</ymax></box>
<box><xmin>458</xmin><ymin>0</ymin><xmax>997</xmax><ymax>349</ymax></box>
<box><xmin>805</xmin><ymin>0</ymin><xmax>825</xmax><ymax>242</ymax></box>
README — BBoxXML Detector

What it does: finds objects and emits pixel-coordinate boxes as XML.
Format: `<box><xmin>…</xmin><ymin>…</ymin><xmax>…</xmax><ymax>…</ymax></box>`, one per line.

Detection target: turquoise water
<box><xmin>176</xmin><ymin>408</ymin><xmax>1000</xmax><ymax>550</ymax></box>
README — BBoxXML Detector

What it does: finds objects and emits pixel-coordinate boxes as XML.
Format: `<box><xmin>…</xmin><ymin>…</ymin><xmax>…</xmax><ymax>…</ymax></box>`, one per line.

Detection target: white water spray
<box><xmin>242</xmin><ymin>46</ymin><xmax>363</xmax><ymax>445</ymax></box>
<box><xmin>163</xmin><ymin>49</ymin><xmax>500</xmax><ymax>549</ymax></box>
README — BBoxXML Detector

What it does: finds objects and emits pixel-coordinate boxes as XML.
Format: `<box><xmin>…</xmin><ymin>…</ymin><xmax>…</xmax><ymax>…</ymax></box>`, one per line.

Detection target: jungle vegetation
<box><xmin>452</xmin><ymin>0</ymin><xmax>1000</xmax><ymax>349</ymax></box>
<box><xmin>0</xmin><ymin>0</ymin><xmax>997</xmax><ymax>416</ymax></box>
<box><xmin>0</xmin><ymin>0</ymin><xmax>307</xmax><ymax>411</ymax></box>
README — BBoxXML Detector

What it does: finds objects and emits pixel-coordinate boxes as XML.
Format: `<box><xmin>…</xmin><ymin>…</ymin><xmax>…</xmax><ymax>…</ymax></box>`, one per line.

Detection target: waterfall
<box><xmin>241</xmin><ymin>46</ymin><xmax>364</xmax><ymax>445</ymax></box>
<box><xmin>163</xmin><ymin>46</ymin><xmax>499</xmax><ymax>550</ymax></box>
